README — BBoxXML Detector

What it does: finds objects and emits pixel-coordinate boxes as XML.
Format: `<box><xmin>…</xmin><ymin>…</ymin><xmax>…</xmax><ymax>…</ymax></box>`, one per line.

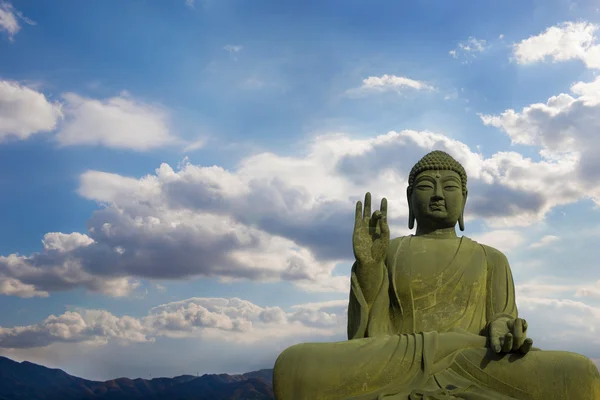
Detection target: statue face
<box><xmin>410</xmin><ymin>169</ymin><xmax>464</xmax><ymax>229</ymax></box>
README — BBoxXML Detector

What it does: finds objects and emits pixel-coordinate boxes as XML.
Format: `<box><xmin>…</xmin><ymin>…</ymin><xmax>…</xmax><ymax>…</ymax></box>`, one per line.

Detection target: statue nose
<box><xmin>433</xmin><ymin>185</ymin><xmax>444</xmax><ymax>199</ymax></box>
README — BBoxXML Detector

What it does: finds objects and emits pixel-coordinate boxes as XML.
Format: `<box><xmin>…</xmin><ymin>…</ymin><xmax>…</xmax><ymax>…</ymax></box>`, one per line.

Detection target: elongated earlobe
<box><xmin>407</xmin><ymin>187</ymin><xmax>415</xmax><ymax>230</ymax></box>
<box><xmin>459</xmin><ymin>189</ymin><xmax>468</xmax><ymax>231</ymax></box>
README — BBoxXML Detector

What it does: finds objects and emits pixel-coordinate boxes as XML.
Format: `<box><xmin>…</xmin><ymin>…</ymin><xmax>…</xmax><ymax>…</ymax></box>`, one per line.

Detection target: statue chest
<box><xmin>407</xmin><ymin>238</ymin><xmax>462</xmax><ymax>290</ymax></box>
<box><xmin>392</xmin><ymin>237</ymin><xmax>488</xmax><ymax>333</ymax></box>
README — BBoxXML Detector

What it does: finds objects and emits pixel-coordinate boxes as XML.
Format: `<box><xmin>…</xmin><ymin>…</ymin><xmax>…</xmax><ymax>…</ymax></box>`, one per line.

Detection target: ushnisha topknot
<box><xmin>407</xmin><ymin>150</ymin><xmax>467</xmax><ymax>195</ymax></box>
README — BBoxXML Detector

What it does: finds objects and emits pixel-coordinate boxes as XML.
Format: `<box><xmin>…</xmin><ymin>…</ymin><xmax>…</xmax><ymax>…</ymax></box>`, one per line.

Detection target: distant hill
<box><xmin>0</xmin><ymin>356</ymin><xmax>274</xmax><ymax>400</ymax></box>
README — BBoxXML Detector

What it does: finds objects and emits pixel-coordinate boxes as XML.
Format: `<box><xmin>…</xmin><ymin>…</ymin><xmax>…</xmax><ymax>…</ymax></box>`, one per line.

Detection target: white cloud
<box><xmin>518</xmin><ymin>295</ymin><xmax>600</xmax><ymax>347</ymax></box>
<box><xmin>0</xmin><ymin>278</ymin><xmax>48</xmax><ymax>298</ymax></box>
<box><xmin>0</xmin><ymin>80</ymin><xmax>63</xmax><ymax>141</ymax></box>
<box><xmin>0</xmin><ymin>231</ymin><xmax>140</xmax><ymax>298</ymax></box>
<box><xmin>449</xmin><ymin>36</ymin><xmax>488</xmax><ymax>61</ymax></box>
<box><xmin>348</xmin><ymin>74</ymin><xmax>435</xmax><ymax>96</ymax></box>
<box><xmin>513</xmin><ymin>21</ymin><xmax>600</xmax><ymax>69</ymax></box>
<box><xmin>511</xmin><ymin>281</ymin><xmax>600</xmax><ymax>356</ymax></box>
<box><xmin>0</xmin><ymin>1</ymin><xmax>34</xmax><ymax>41</ymax></box>
<box><xmin>183</xmin><ymin>137</ymin><xmax>206</xmax><ymax>152</ymax></box>
<box><xmin>0</xmin><ymin>82</ymin><xmax>179</xmax><ymax>151</ymax></box>
<box><xmin>529</xmin><ymin>235</ymin><xmax>560</xmax><ymax>249</ymax></box>
<box><xmin>3</xmin><ymin>126</ymin><xmax>600</xmax><ymax>297</ymax></box>
<box><xmin>0</xmin><ymin>310</ymin><xmax>152</xmax><ymax>349</ymax></box>
<box><xmin>516</xmin><ymin>280</ymin><xmax>575</xmax><ymax>299</ymax></box>
<box><xmin>42</xmin><ymin>232</ymin><xmax>95</xmax><ymax>253</ymax></box>
<box><xmin>57</xmin><ymin>92</ymin><xmax>178</xmax><ymax>151</ymax></box>
<box><xmin>470</xmin><ymin>229</ymin><xmax>526</xmax><ymax>252</ymax></box>
<box><xmin>0</xmin><ymin>296</ymin><xmax>347</xmax><ymax>349</ymax></box>
<box><xmin>0</xmin><ymin>296</ymin><xmax>349</xmax><ymax>380</ymax></box>
<box><xmin>459</xmin><ymin>37</ymin><xmax>487</xmax><ymax>52</ymax></box>
<box><xmin>480</xmin><ymin>75</ymin><xmax>600</xmax><ymax>206</ymax></box>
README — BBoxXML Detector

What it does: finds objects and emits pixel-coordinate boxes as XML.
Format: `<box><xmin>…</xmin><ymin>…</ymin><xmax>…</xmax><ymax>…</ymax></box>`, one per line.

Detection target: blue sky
<box><xmin>2</xmin><ymin>0</ymin><xmax>600</xmax><ymax>381</ymax></box>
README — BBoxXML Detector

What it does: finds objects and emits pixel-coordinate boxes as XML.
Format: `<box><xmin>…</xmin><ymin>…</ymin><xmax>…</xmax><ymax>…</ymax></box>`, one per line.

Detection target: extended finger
<box><xmin>490</xmin><ymin>334</ymin><xmax>501</xmax><ymax>353</ymax></box>
<box><xmin>379</xmin><ymin>198</ymin><xmax>389</xmax><ymax>235</ymax></box>
<box><xmin>512</xmin><ymin>318</ymin><xmax>525</xmax><ymax>351</ymax></box>
<box><xmin>522</xmin><ymin>319</ymin><xmax>528</xmax><ymax>332</ymax></box>
<box><xmin>363</xmin><ymin>193</ymin><xmax>371</xmax><ymax>220</ymax></box>
<box><xmin>355</xmin><ymin>201</ymin><xmax>362</xmax><ymax>223</ymax></box>
<box><xmin>519</xmin><ymin>338</ymin><xmax>533</xmax><ymax>355</ymax></box>
<box><xmin>381</xmin><ymin>198</ymin><xmax>388</xmax><ymax>219</ymax></box>
<box><xmin>502</xmin><ymin>333</ymin><xmax>513</xmax><ymax>353</ymax></box>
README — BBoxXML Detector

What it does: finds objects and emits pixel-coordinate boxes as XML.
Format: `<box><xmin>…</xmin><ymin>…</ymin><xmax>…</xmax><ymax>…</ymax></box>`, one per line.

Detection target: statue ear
<box><xmin>458</xmin><ymin>189</ymin><xmax>468</xmax><ymax>232</ymax></box>
<box><xmin>407</xmin><ymin>187</ymin><xmax>415</xmax><ymax>230</ymax></box>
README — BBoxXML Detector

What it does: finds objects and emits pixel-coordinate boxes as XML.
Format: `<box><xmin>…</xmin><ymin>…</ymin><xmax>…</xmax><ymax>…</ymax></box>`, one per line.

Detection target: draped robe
<box><xmin>273</xmin><ymin>236</ymin><xmax>600</xmax><ymax>400</ymax></box>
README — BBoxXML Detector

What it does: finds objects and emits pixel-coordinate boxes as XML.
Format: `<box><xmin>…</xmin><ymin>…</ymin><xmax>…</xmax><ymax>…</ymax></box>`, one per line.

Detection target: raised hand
<box><xmin>352</xmin><ymin>192</ymin><xmax>390</xmax><ymax>266</ymax></box>
<box><xmin>489</xmin><ymin>317</ymin><xmax>534</xmax><ymax>355</ymax></box>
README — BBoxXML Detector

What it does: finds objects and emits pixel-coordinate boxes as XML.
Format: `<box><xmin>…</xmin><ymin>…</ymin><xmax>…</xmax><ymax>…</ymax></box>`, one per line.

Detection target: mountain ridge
<box><xmin>0</xmin><ymin>356</ymin><xmax>274</xmax><ymax>400</ymax></box>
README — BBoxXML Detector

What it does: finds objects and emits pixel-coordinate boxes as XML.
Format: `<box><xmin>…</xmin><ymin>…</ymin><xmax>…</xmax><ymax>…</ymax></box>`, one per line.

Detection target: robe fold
<box><xmin>273</xmin><ymin>236</ymin><xmax>600</xmax><ymax>400</ymax></box>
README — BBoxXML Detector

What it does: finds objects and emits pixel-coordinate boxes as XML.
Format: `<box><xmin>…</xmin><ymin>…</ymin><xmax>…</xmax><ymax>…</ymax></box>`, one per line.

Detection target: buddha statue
<box><xmin>273</xmin><ymin>150</ymin><xmax>600</xmax><ymax>399</ymax></box>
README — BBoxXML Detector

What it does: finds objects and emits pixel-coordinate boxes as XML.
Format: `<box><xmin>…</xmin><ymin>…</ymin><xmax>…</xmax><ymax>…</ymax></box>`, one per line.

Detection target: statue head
<box><xmin>406</xmin><ymin>150</ymin><xmax>468</xmax><ymax>232</ymax></box>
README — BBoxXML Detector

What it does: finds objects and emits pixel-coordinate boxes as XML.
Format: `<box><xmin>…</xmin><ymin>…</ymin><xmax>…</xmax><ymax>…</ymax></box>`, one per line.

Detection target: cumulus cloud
<box><xmin>0</xmin><ymin>80</ymin><xmax>63</xmax><ymax>141</ymax></box>
<box><xmin>0</xmin><ymin>232</ymin><xmax>140</xmax><ymax>298</ymax></box>
<box><xmin>0</xmin><ymin>310</ymin><xmax>152</xmax><ymax>349</ymax></box>
<box><xmin>0</xmin><ymin>278</ymin><xmax>48</xmax><ymax>298</ymax></box>
<box><xmin>3</xmin><ymin>127</ymin><xmax>600</xmax><ymax>297</ymax></box>
<box><xmin>42</xmin><ymin>232</ymin><xmax>95</xmax><ymax>252</ymax></box>
<box><xmin>480</xmin><ymin>76</ymin><xmax>600</xmax><ymax>204</ymax></box>
<box><xmin>57</xmin><ymin>92</ymin><xmax>177</xmax><ymax>151</ymax></box>
<box><xmin>0</xmin><ymin>81</ymin><xmax>178</xmax><ymax>150</ymax></box>
<box><xmin>347</xmin><ymin>74</ymin><xmax>435</xmax><ymax>96</ymax></box>
<box><xmin>0</xmin><ymin>1</ymin><xmax>34</xmax><ymax>41</ymax></box>
<box><xmin>513</xmin><ymin>21</ymin><xmax>600</xmax><ymax>69</ymax></box>
<box><xmin>0</xmin><ymin>297</ymin><xmax>347</xmax><ymax>349</ymax></box>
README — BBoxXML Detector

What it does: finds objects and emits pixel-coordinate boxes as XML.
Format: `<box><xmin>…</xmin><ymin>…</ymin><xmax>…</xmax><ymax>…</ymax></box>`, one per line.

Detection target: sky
<box><xmin>2</xmin><ymin>0</ymin><xmax>600</xmax><ymax>382</ymax></box>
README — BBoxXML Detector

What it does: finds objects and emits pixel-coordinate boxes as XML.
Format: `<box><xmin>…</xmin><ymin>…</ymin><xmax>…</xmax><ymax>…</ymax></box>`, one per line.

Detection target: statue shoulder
<box><xmin>478</xmin><ymin>242</ymin><xmax>510</xmax><ymax>267</ymax></box>
<box><xmin>385</xmin><ymin>236</ymin><xmax>410</xmax><ymax>263</ymax></box>
<box><xmin>390</xmin><ymin>235</ymin><xmax>409</xmax><ymax>248</ymax></box>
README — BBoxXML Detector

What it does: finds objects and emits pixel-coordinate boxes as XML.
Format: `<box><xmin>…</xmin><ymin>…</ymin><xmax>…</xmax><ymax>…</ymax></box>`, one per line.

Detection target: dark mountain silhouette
<box><xmin>0</xmin><ymin>356</ymin><xmax>274</xmax><ymax>400</ymax></box>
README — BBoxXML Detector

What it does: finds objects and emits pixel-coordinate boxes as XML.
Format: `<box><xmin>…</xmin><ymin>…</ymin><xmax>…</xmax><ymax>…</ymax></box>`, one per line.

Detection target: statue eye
<box><xmin>444</xmin><ymin>185</ymin><xmax>459</xmax><ymax>191</ymax></box>
<box><xmin>416</xmin><ymin>184</ymin><xmax>433</xmax><ymax>190</ymax></box>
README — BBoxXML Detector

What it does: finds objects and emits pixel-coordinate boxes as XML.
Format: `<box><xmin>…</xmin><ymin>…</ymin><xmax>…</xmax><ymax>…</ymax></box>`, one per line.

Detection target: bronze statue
<box><xmin>273</xmin><ymin>150</ymin><xmax>600</xmax><ymax>399</ymax></box>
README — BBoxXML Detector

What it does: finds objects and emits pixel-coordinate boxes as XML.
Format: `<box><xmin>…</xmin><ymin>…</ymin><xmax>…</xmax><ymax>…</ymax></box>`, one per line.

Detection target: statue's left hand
<box><xmin>488</xmin><ymin>318</ymin><xmax>533</xmax><ymax>355</ymax></box>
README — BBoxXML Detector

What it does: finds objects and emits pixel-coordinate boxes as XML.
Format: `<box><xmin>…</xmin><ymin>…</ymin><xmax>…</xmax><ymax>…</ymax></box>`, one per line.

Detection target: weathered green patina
<box><xmin>273</xmin><ymin>150</ymin><xmax>600</xmax><ymax>399</ymax></box>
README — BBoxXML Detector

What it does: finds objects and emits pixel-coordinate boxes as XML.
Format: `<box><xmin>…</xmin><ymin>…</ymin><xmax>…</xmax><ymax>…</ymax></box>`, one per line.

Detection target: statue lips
<box><xmin>430</xmin><ymin>202</ymin><xmax>445</xmax><ymax>211</ymax></box>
